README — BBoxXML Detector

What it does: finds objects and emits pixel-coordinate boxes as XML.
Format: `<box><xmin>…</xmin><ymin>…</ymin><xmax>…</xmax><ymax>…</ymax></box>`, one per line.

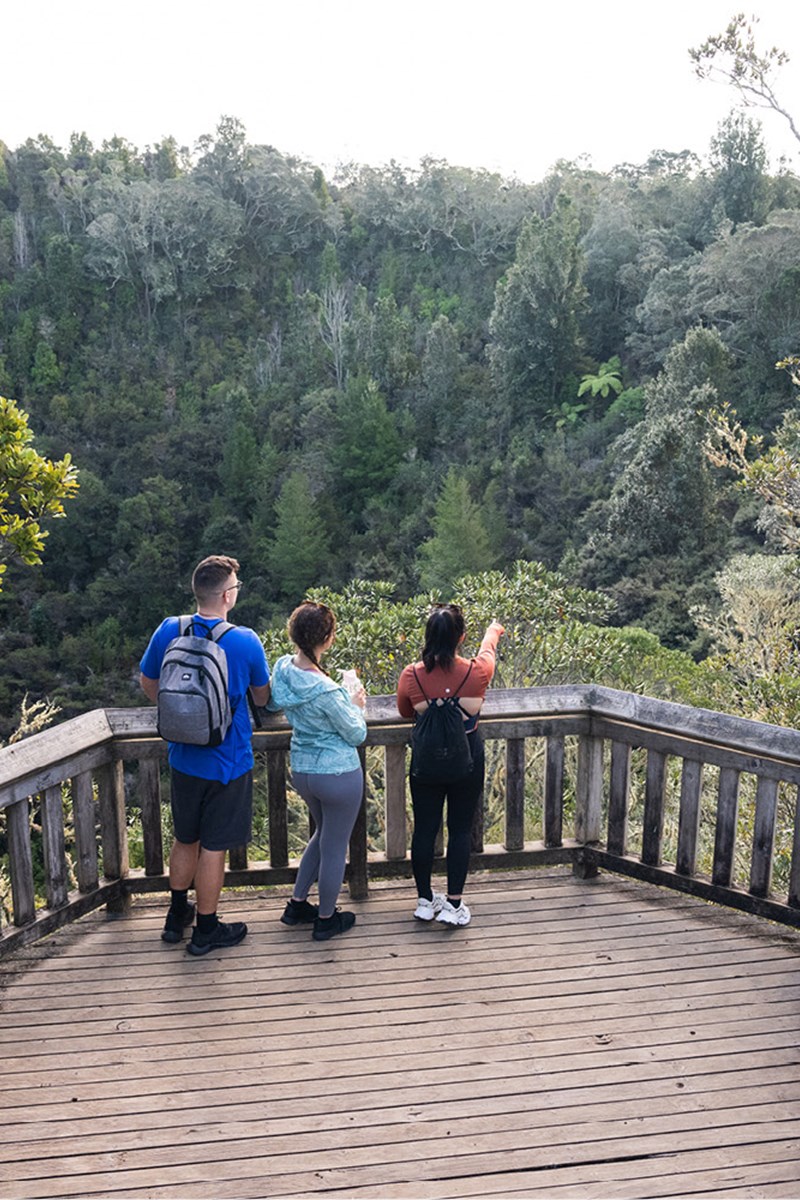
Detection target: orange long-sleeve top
<box><xmin>396</xmin><ymin>624</ymin><xmax>504</xmax><ymax>726</ymax></box>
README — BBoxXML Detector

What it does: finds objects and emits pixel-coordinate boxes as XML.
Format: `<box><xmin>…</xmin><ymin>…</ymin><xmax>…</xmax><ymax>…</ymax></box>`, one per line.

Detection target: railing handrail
<box><xmin>6</xmin><ymin>685</ymin><xmax>800</xmax><ymax>809</ymax></box>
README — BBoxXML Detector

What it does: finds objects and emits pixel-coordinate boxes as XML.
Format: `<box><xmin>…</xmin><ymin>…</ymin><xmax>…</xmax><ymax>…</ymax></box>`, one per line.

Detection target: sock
<box><xmin>290</xmin><ymin>897</ymin><xmax>308</xmax><ymax>907</ymax></box>
<box><xmin>447</xmin><ymin>898</ymin><xmax>461</xmax><ymax>909</ymax></box>
<box><xmin>419</xmin><ymin>889</ymin><xmax>434</xmax><ymax>902</ymax></box>
<box><xmin>196</xmin><ymin>911</ymin><xmax>218</xmax><ymax>934</ymax></box>
<box><xmin>170</xmin><ymin>888</ymin><xmax>189</xmax><ymax>913</ymax></box>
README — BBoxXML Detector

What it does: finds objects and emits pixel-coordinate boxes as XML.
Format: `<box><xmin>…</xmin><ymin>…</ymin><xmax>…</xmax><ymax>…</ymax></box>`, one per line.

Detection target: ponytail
<box><xmin>421</xmin><ymin>604</ymin><xmax>465</xmax><ymax>672</ymax></box>
<box><xmin>288</xmin><ymin>602</ymin><xmax>336</xmax><ymax>676</ymax></box>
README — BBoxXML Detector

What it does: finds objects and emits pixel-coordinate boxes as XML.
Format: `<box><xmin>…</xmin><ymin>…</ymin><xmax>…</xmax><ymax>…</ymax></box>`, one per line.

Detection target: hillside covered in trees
<box><xmin>1</xmin><ymin>107</ymin><xmax>800</xmax><ymax>735</ymax></box>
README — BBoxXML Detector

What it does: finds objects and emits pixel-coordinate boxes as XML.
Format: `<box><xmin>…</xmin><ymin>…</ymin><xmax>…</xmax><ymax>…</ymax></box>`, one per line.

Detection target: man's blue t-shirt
<box><xmin>140</xmin><ymin>616</ymin><xmax>270</xmax><ymax>784</ymax></box>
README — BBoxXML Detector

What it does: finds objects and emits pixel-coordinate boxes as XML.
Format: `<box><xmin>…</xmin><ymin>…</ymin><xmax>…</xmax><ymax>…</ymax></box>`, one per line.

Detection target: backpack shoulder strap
<box><xmin>208</xmin><ymin>620</ymin><xmax>234</xmax><ymax>644</ymax></box>
<box><xmin>452</xmin><ymin>661</ymin><xmax>474</xmax><ymax>699</ymax></box>
<box><xmin>178</xmin><ymin>615</ymin><xmax>193</xmax><ymax>636</ymax></box>
<box><xmin>411</xmin><ymin>665</ymin><xmax>431</xmax><ymax>704</ymax></box>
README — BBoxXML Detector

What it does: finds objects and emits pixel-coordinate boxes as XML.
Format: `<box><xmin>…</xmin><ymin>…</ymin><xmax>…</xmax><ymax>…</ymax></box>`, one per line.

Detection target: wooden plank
<box><xmin>8</xmin><ymin>1114</ymin><xmax>800</xmax><ymax>1199</ymax></box>
<box><xmin>470</xmin><ymin>776</ymin><xmax>484</xmax><ymax>854</ymax></box>
<box><xmin>0</xmin><ymin>883</ymin><xmax>124</xmax><ymax>957</ymax></box>
<box><xmin>5</xmin><ymin>935</ymin><xmax>793</xmax><ymax>1028</ymax></box>
<box><xmin>2</xmin><ymin>868</ymin><xmax>799</xmax><ymax>1200</ymax></box>
<box><xmin>6</xmin><ymin>797</ymin><xmax>36</xmax><ymax>926</ymax></box>
<box><xmin>585</xmin><ymin>848</ymin><xmax>800</xmax><ymax>928</ymax></box>
<box><xmin>4</xmin><ymin>1009</ymin><xmax>799</xmax><ymax>1106</ymax></box>
<box><xmin>71</xmin><ymin>769</ymin><xmax>98</xmax><ymax>892</ymax></box>
<box><xmin>266</xmin><ymin>749</ymin><xmax>288</xmax><ymax>868</ymax></box>
<box><xmin>750</xmin><ymin>774</ymin><xmax>779</xmax><ymax>898</ymax></box>
<box><xmin>4</xmin><ymin>1094</ymin><xmax>800</xmax><ymax>1189</ymax></box>
<box><xmin>95</xmin><ymin>760</ymin><xmax>128</xmax><ymax>882</ymax></box>
<box><xmin>228</xmin><ymin>843</ymin><xmax>249</xmax><ymax>870</ymax></box>
<box><xmin>504</xmin><ymin>738</ymin><xmax>525</xmax><ymax>851</ymax></box>
<box><xmin>137</xmin><ymin>758</ymin><xmax>163</xmax><ymax>877</ymax></box>
<box><xmin>347</xmin><ymin>748</ymin><xmax>369</xmax><ymax>900</ymax></box>
<box><xmin>5</xmin><ymin>1060</ymin><xmax>800</xmax><ymax>1153</ymax></box>
<box><xmin>0</xmin><ymin>710</ymin><xmax>114</xmax><ymax>807</ymax></box>
<box><xmin>675</xmin><ymin>758</ymin><xmax>703</xmax><ymax>876</ymax></box>
<box><xmin>641</xmin><ymin>749</ymin><xmax>667</xmax><ymax>866</ymax></box>
<box><xmin>261</xmin><ymin>1142</ymin><xmax>800</xmax><ymax>1200</ymax></box>
<box><xmin>39</xmin><ymin>784</ymin><xmax>68</xmax><ymax>909</ymax></box>
<box><xmin>384</xmin><ymin>744</ymin><xmax>407</xmax><ymax>860</ymax></box>
<box><xmin>591</xmin><ymin>715</ymin><xmax>800</xmax><ymax>787</ymax></box>
<box><xmin>544</xmin><ymin>734</ymin><xmax>565</xmax><ymax>847</ymax></box>
<box><xmin>575</xmin><ymin>734</ymin><xmax>603</xmax><ymax>844</ymax></box>
<box><xmin>712</xmin><ymin>767</ymin><xmax>741</xmax><ymax>888</ymax></box>
<box><xmin>607</xmin><ymin>740</ymin><xmax>630</xmax><ymax>856</ymax></box>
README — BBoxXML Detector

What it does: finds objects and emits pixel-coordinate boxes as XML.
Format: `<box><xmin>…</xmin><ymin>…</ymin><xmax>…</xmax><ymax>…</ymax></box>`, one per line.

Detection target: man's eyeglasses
<box><xmin>220</xmin><ymin>582</ymin><xmax>243</xmax><ymax>595</ymax></box>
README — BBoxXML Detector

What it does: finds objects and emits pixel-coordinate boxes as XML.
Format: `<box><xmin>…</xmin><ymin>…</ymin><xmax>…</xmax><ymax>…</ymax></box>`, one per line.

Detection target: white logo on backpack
<box><xmin>157</xmin><ymin>617</ymin><xmax>234</xmax><ymax>746</ymax></box>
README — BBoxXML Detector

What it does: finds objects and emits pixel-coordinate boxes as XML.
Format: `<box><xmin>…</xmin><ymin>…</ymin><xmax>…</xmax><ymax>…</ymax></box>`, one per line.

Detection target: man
<box><xmin>140</xmin><ymin>555</ymin><xmax>270</xmax><ymax>956</ymax></box>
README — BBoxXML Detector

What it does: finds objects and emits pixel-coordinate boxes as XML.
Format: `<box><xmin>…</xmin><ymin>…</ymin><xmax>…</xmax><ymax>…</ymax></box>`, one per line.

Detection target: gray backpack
<box><xmin>157</xmin><ymin>617</ymin><xmax>234</xmax><ymax>746</ymax></box>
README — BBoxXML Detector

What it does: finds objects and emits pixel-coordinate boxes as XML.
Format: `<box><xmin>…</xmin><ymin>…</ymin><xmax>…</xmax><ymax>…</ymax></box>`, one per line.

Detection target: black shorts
<box><xmin>170</xmin><ymin>768</ymin><xmax>253</xmax><ymax>851</ymax></box>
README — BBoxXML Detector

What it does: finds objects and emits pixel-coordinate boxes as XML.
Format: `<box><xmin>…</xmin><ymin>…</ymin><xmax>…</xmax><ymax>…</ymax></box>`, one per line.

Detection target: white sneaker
<box><xmin>436</xmin><ymin>900</ymin><xmax>471</xmax><ymax>927</ymax></box>
<box><xmin>413</xmin><ymin>892</ymin><xmax>446</xmax><ymax>921</ymax></box>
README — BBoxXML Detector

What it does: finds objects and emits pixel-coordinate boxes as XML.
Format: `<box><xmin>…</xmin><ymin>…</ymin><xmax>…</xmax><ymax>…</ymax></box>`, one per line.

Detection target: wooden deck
<box><xmin>1</xmin><ymin>867</ymin><xmax>799</xmax><ymax>1200</ymax></box>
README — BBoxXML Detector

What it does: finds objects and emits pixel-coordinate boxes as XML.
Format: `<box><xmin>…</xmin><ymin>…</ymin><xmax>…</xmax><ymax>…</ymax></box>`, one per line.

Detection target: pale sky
<box><xmin>4</xmin><ymin>0</ymin><xmax>800</xmax><ymax>182</ymax></box>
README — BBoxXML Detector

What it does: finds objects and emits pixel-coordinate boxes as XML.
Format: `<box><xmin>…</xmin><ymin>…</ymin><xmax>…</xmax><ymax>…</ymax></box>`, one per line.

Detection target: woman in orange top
<box><xmin>397</xmin><ymin>605</ymin><xmax>505</xmax><ymax>927</ymax></box>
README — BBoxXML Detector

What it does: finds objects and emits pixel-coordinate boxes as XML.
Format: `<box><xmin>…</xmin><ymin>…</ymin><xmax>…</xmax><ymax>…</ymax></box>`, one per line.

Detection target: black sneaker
<box><xmin>280</xmin><ymin>898</ymin><xmax>319</xmax><ymax>926</ymax></box>
<box><xmin>312</xmin><ymin>909</ymin><xmax>356</xmax><ymax>942</ymax></box>
<box><xmin>186</xmin><ymin>920</ymin><xmax>247</xmax><ymax>956</ymax></box>
<box><xmin>161</xmin><ymin>902</ymin><xmax>195</xmax><ymax>943</ymax></box>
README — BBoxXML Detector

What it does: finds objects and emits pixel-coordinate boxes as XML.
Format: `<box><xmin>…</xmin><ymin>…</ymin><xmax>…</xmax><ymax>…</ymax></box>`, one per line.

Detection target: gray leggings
<box><xmin>291</xmin><ymin>767</ymin><xmax>363</xmax><ymax>916</ymax></box>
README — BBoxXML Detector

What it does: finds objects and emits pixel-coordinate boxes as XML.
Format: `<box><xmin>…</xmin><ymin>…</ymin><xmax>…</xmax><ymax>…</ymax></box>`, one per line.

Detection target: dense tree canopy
<box><xmin>0</xmin><ymin>109</ymin><xmax>799</xmax><ymax>736</ymax></box>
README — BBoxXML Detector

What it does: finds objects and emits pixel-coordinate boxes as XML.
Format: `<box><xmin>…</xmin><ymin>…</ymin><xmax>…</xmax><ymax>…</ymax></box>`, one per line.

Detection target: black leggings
<box><xmin>410</xmin><ymin>732</ymin><xmax>484</xmax><ymax>898</ymax></box>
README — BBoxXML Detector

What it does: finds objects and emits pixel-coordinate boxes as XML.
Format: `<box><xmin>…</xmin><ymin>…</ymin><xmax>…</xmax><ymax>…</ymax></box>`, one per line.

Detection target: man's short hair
<box><xmin>191</xmin><ymin>555</ymin><xmax>240</xmax><ymax>603</ymax></box>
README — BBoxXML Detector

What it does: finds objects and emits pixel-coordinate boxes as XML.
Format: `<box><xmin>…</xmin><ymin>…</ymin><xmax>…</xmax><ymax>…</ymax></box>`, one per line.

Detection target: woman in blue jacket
<box><xmin>268</xmin><ymin>602</ymin><xmax>367</xmax><ymax>941</ymax></box>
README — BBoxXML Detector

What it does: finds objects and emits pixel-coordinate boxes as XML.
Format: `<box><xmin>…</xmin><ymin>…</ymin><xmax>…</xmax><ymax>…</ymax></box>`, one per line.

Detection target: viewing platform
<box><xmin>2</xmin><ymin>687</ymin><xmax>800</xmax><ymax>1197</ymax></box>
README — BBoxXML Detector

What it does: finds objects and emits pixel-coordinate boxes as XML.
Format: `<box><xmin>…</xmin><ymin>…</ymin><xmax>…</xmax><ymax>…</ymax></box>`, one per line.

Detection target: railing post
<box><xmin>7</xmin><ymin>798</ymin><xmax>36</xmax><ymax>927</ymax></box>
<box><xmin>471</xmin><ymin>782</ymin><xmax>485</xmax><ymax>854</ymax></box>
<box><xmin>229</xmin><ymin>843</ymin><xmax>249</xmax><ymax>871</ymax></box>
<box><xmin>267</xmin><ymin>749</ymin><xmax>289</xmax><ymax>868</ymax></box>
<box><xmin>574</xmin><ymin>735</ymin><xmax>603</xmax><ymax>879</ymax></box>
<box><xmin>347</xmin><ymin>747</ymin><xmax>369</xmax><ymax>900</ymax></box>
<box><xmin>71</xmin><ymin>770</ymin><xmax>98</xmax><ymax>893</ymax></box>
<box><xmin>607</xmin><ymin>741</ymin><xmax>631</xmax><ymax>857</ymax></box>
<box><xmin>750</xmin><ymin>776</ymin><xmax>779</xmax><ymax>898</ymax></box>
<box><xmin>642</xmin><ymin>750</ymin><xmax>668</xmax><ymax>867</ymax></box>
<box><xmin>138</xmin><ymin>759</ymin><xmax>164</xmax><ymax>877</ymax></box>
<box><xmin>504</xmin><ymin>738</ymin><xmax>525</xmax><ymax>851</ymax></box>
<box><xmin>676</xmin><ymin>759</ymin><xmax>703</xmax><ymax>877</ymax></box>
<box><xmin>96</xmin><ymin>761</ymin><xmax>130</xmax><ymax>915</ymax></box>
<box><xmin>712</xmin><ymin>767</ymin><xmax>741</xmax><ymax>888</ymax></box>
<box><xmin>384</xmin><ymin>744</ymin><xmax>407</xmax><ymax>860</ymax></box>
<box><xmin>543</xmin><ymin>735</ymin><xmax>564</xmax><ymax>848</ymax></box>
<box><xmin>40</xmin><ymin>784</ymin><xmax>68</xmax><ymax>910</ymax></box>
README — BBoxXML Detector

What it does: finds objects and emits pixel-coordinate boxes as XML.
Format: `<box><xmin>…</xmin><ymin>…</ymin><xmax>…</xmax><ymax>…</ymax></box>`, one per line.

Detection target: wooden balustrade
<box><xmin>2</xmin><ymin>685</ymin><xmax>800</xmax><ymax>958</ymax></box>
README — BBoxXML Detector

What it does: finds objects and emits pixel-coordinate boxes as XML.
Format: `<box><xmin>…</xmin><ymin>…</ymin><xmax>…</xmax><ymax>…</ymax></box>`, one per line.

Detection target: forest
<box><xmin>2</xmin><ymin>65</ymin><xmax>800</xmax><ymax>743</ymax></box>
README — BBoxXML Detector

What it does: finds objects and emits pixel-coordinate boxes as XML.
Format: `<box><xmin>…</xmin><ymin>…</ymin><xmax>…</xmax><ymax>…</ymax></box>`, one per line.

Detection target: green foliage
<box><xmin>0</xmin><ymin>118</ymin><xmax>799</xmax><ymax>729</ymax></box>
<box><xmin>488</xmin><ymin>194</ymin><xmax>586</xmax><ymax>431</ymax></box>
<box><xmin>0</xmin><ymin>394</ymin><xmax>78</xmax><ymax>588</ymax></box>
<box><xmin>260</xmin><ymin>562</ymin><xmax>715</xmax><ymax>707</ymax></box>
<box><xmin>416</xmin><ymin>469</ymin><xmax>496</xmax><ymax>593</ymax></box>
<box><xmin>331</xmin><ymin>376</ymin><xmax>402</xmax><ymax>519</ymax></box>
<box><xmin>577</xmin><ymin>357</ymin><xmax>623</xmax><ymax>400</ymax></box>
<box><xmin>266</xmin><ymin>471</ymin><xmax>331</xmax><ymax>601</ymax></box>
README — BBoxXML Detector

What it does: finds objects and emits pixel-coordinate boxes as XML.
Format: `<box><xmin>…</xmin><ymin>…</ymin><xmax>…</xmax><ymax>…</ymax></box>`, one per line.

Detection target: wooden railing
<box><xmin>2</xmin><ymin>685</ymin><xmax>800</xmax><ymax>958</ymax></box>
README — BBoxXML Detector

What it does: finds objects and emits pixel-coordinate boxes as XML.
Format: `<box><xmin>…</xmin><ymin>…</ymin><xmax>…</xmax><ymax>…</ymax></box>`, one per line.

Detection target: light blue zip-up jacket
<box><xmin>267</xmin><ymin>656</ymin><xmax>367</xmax><ymax>775</ymax></box>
